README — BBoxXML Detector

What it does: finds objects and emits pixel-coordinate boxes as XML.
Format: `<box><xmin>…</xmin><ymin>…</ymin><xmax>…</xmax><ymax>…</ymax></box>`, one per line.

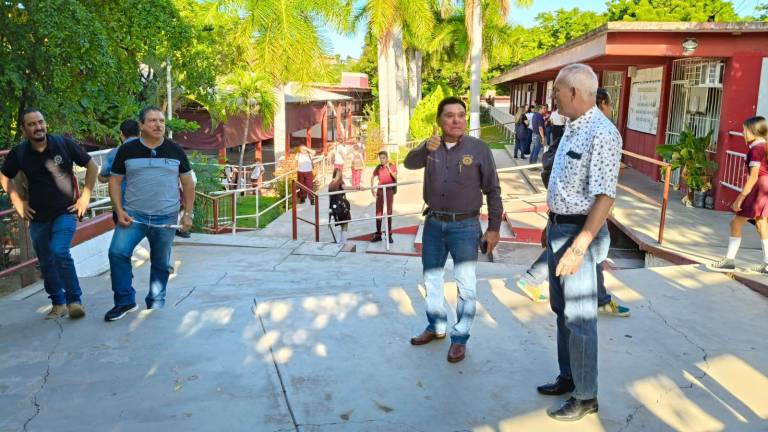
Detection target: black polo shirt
<box><xmin>1</xmin><ymin>135</ymin><xmax>91</xmax><ymax>222</ymax></box>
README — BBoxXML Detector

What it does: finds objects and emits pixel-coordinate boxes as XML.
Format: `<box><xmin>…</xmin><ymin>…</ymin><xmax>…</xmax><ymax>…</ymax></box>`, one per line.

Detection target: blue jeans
<box><xmin>29</xmin><ymin>214</ymin><xmax>82</xmax><ymax>305</ymax></box>
<box><xmin>525</xmin><ymin>249</ymin><xmax>611</xmax><ymax>306</ymax></box>
<box><xmin>421</xmin><ymin>215</ymin><xmax>481</xmax><ymax>344</ymax></box>
<box><xmin>547</xmin><ymin>221</ymin><xmax>610</xmax><ymax>400</ymax></box>
<box><xmin>108</xmin><ymin>210</ymin><xmax>176</xmax><ymax>308</ymax></box>
<box><xmin>530</xmin><ymin>135</ymin><xmax>543</xmax><ymax>164</ymax></box>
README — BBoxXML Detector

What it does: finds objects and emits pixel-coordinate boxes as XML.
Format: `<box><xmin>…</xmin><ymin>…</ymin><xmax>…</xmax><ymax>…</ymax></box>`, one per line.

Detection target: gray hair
<box><xmin>556</xmin><ymin>64</ymin><xmax>598</xmax><ymax>100</ymax></box>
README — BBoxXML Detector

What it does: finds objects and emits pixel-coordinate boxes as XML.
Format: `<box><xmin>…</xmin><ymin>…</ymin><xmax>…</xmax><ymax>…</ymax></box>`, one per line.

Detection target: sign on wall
<box><xmin>627</xmin><ymin>67</ymin><xmax>663</xmax><ymax>135</ymax></box>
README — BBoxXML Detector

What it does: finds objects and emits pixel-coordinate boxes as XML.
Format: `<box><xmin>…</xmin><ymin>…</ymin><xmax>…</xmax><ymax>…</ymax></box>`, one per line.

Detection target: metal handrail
<box><xmin>621</xmin><ymin>150</ymin><xmax>671</xmax><ymax>244</ymax></box>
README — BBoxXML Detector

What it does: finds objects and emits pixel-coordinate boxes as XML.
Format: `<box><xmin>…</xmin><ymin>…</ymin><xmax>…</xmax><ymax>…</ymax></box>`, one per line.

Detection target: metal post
<box><xmin>291</xmin><ymin>180</ymin><xmax>298</xmax><ymax>240</ymax></box>
<box><xmin>255</xmin><ymin>189</ymin><xmax>260</xmax><ymax>229</ymax></box>
<box><xmin>659</xmin><ymin>165</ymin><xmax>671</xmax><ymax>244</ymax></box>
<box><xmin>383</xmin><ymin>184</ymin><xmax>390</xmax><ymax>252</ymax></box>
<box><xmin>314</xmin><ymin>190</ymin><xmax>320</xmax><ymax>242</ymax></box>
<box><xmin>232</xmin><ymin>191</ymin><xmax>238</xmax><ymax>235</ymax></box>
<box><xmin>166</xmin><ymin>57</ymin><xmax>173</xmax><ymax>139</ymax></box>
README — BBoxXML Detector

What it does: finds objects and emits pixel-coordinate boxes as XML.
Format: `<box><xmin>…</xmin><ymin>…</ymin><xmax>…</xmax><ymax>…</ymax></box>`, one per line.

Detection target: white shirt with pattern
<box><xmin>547</xmin><ymin>106</ymin><xmax>623</xmax><ymax>215</ymax></box>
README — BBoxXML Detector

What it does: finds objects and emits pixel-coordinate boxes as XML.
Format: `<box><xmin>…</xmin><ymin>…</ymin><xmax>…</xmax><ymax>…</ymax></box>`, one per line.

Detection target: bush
<box><xmin>409</xmin><ymin>85</ymin><xmax>455</xmax><ymax>142</ymax></box>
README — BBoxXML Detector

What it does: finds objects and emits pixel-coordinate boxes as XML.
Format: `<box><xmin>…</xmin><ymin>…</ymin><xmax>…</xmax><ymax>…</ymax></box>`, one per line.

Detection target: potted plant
<box><xmin>656</xmin><ymin>128</ymin><xmax>718</xmax><ymax>207</ymax></box>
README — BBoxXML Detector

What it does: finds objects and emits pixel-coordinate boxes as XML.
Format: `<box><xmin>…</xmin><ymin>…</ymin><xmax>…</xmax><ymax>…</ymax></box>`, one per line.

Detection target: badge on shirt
<box><xmin>53</xmin><ymin>155</ymin><xmax>63</xmax><ymax>165</ymax></box>
<box><xmin>461</xmin><ymin>154</ymin><xmax>473</xmax><ymax>166</ymax></box>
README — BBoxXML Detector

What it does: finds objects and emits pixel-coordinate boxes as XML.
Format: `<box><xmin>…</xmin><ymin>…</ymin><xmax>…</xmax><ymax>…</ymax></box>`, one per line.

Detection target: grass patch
<box><xmin>480</xmin><ymin>122</ymin><xmax>512</xmax><ymax>150</ymax></box>
<box><xmin>234</xmin><ymin>195</ymin><xmax>286</xmax><ymax>229</ymax></box>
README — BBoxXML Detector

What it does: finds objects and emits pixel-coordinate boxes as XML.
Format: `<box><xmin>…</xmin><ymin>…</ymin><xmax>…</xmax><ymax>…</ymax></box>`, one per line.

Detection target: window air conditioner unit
<box><xmin>699</xmin><ymin>62</ymin><xmax>723</xmax><ymax>87</ymax></box>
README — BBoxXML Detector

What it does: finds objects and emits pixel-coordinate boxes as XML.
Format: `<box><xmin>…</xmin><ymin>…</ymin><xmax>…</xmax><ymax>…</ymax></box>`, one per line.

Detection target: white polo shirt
<box><xmin>547</xmin><ymin>107</ymin><xmax>623</xmax><ymax>215</ymax></box>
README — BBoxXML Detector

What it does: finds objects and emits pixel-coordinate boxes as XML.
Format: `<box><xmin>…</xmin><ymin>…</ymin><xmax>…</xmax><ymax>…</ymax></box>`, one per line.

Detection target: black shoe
<box><xmin>388</xmin><ymin>236</ymin><xmax>394</xmax><ymax>244</ymax></box>
<box><xmin>104</xmin><ymin>304</ymin><xmax>138</xmax><ymax>322</ymax></box>
<box><xmin>537</xmin><ymin>376</ymin><xmax>575</xmax><ymax>396</ymax></box>
<box><xmin>175</xmin><ymin>229</ymin><xmax>191</xmax><ymax>238</ymax></box>
<box><xmin>547</xmin><ymin>397</ymin><xmax>598</xmax><ymax>421</ymax></box>
<box><xmin>371</xmin><ymin>234</ymin><xmax>382</xmax><ymax>243</ymax></box>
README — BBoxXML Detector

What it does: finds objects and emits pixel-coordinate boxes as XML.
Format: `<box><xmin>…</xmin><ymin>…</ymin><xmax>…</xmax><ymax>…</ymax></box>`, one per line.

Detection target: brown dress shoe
<box><xmin>447</xmin><ymin>343</ymin><xmax>466</xmax><ymax>363</ymax></box>
<box><xmin>410</xmin><ymin>330</ymin><xmax>446</xmax><ymax>345</ymax></box>
<box><xmin>67</xmin><ymin>303</ymin><xmax>86</xmax><ymax>319</ymax></box>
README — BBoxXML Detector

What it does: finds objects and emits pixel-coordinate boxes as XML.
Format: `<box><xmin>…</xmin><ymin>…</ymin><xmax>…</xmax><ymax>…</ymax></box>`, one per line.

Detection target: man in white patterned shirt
<box><xmin>536</xmin><ymin>64</ymin><xmax>622</xmax><ymax>421</ymax></box>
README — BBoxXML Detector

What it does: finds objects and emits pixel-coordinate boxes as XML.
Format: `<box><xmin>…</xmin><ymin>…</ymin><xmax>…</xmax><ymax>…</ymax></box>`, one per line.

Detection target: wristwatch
<box><xmin>182</xmin><ymin>212</ymin><xmax>194</xmax><ymax>219</ymax></box>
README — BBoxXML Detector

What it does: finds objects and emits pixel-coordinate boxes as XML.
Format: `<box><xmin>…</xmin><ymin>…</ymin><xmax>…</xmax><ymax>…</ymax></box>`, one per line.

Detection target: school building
<box><xmin>490</xmin><ymin>22</ymin><xmax>768</xmax><ymax>210</ymax></box>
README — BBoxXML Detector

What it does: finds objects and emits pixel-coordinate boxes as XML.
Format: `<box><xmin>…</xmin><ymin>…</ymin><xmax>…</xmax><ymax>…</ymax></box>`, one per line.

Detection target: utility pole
<box><xmin>167</xmin><ymin>57</ymin><xmax>173</xmax><ymax>138</ymax></box>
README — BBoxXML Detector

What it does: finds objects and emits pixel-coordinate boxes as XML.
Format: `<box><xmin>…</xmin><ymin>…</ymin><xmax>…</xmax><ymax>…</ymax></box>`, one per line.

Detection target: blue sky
<box><xmin>325</xmin><ymin>0</ymin><xmax>761</xmax><ymax>59</ymax></box>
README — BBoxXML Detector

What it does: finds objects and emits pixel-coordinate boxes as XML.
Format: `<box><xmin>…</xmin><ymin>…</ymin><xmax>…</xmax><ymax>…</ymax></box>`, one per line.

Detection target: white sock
<box><xmin>340</xmin><ymin>231</ymin><xmax>347</xmax><ymax>243</ymax></box>
<box><xmin>761</xmin><ymin>238</ymin><xmax>768</xmax><ymax>263</ymax></box>
<box><xmin>726</xmin><ymin>236</ymin><xmax>742</xmax><ymax>259</ymax></box>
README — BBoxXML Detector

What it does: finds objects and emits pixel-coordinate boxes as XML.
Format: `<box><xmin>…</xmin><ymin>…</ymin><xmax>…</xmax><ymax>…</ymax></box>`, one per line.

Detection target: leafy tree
<box><xmin>606</xmin><ymin>0</ymin><xmax>741</xmax><ymax>22</ymax></box>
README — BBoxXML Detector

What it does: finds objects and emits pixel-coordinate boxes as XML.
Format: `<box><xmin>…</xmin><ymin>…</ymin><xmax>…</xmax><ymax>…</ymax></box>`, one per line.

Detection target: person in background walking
<box><xmin>250</xmin><ymin>157</ymin><xmax>264</xmax><ymax>193</ymax></box>
<box><xmin>370</xmin><ymin>151</ymin><xmax>397</xmax><ymax>243</ymax></box>
<box><xmin>516</xmin><ymin>87</ymin><xmax>631</xmax><ymax>317</ymax></box>
<box><xmin>351</xmin><ymin>145</ymin><xmax>365</xmax><ymax>189</ymax></box>
<box><xmin>99</xmin><ymin>119</ymin><xmax>140</xmax><ymax>225</ymax></box>
<box><xmin>543</xmin><ymin>104</ymin><xmax>553</xmax><ymax>146</ymax></box>
<box><xmin>296</xmin><ymin>145</ymin><xmax>316</xmax><ymax>205</ymax></box>
<box><xmin>333</xmin><ymin>141</ymin><xmax>345</xmax><ymax>172</ymax></box>
<box><xmin>0</xmin><ymin>109</ymin><xmax>97</xmax><ymax>320</ymax></box>
<box><xmin>529</xmin><ymin>104</ymin><xmax>547</xmax><ymax>163</ymax></box>
<box><xmin>328</xmin><ymin>168</ymin><xmax>351</xmax><ymax>244</ymax></box>
<box><xmin>549</xmin><ymin>107</ymin><xmax>567</xmax><ymax>147</ymax></box>
<box><xmin>708</xmin><ymin>116</ymin><xmax>768</xmax><ymax>274</ymax></box>
<box><xmin>514</xmin><ymin>107</ymin><xmax>530</xmax><ymax>159</ymax></box>
<box><xmin>525</xmin><ymin>105</ymin><xmax>535</xmax><ymax>155</ymax></box>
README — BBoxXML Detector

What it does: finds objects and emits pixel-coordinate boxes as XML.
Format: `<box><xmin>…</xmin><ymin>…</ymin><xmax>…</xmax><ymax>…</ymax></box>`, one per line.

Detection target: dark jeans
<box><xmin>421</xmin><ymin>215</ymin><xmax>481</xmax><ymax>344</ymax></box>
<box><xmin>108</xmin><ymin>210</ymin><xmax>176</xmax><ymax>308</ymax></box>
<box><xmin>375</xmin><ymin>188</ymin><xmax>394</xmax><ymax>234</ymax></box>
<box><xmin>547</xmin><ymin>221</ymin><xmax>610</xmax><ymax>400</ymax></box>
<box><xmin>525</xmin><ymin>249</ymin><xmax>612</xmax><ymax>306</ymax></box>
<box><xmin>29</xmin><ymin>213</ymin><xmax>82</xmax><ymax>305</ymax></box>
<box><xmin>530</xmin><ymin>135</ymin><xmax>544</xmax><ymax>164</ymax></box>
<box><xmin>297</xmin><ymin>171</ymin><xmax>314</xmax><ymax>204</ymax></box>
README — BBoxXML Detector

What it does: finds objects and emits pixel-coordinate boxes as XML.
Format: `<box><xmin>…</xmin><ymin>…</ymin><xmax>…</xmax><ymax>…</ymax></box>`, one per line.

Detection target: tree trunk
<box><xmin>468</xmin><ymin>0</ymin><xmax>483</xmax><ymax>138</ymax></box>
<box><xmin>273</xmin><ymin>86</ymin><xmax>287</xmax><ymax>163</ymax></box>
<box><xmin>238</xmin><ymin>113</ymin><xmax>250</xmax><ymax>190</ymax></box>
<box><xmin>407</xmin><ymin>49</ymin><xmax>423</xmax><ymax>114</ymax></box>
<box><xmin>377</xmin><ymin>38</ymin><xmax>391</xmax><ymax>148</ymax></box>
<box><xmin>391</xmin><ymin>26</ymin><xmax>409</xmax><ymax>146</ymax></box>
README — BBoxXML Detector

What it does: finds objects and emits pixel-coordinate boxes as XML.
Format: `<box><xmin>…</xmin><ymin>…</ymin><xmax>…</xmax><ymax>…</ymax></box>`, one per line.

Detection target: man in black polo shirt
<box><xmin>0</xmin><ymin>109</ymin><xmax>97</xmax><ymax>320</ymax></box>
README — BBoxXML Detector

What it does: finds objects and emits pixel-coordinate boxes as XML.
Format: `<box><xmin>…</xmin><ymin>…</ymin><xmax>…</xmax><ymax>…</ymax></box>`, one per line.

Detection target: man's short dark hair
<box><xmin>138</xmin><ymin>106</ymin><xmax>163</xmax><ymax>123</ymax></box>
<box><xmin>436</xmin><ymin>97</ymin><xmax>466</xmax><ymax>120</ymax></box>
<box><xmin>119</xmin><ymin>119</ymin><xmax>140</xmax><ymax>137</ymax></box>
<box><xmin>378</xmin><ymin>150</ymin><xmax>388</xmax><ymax>157</ymax></box>
<box><xmin>596</xmin><ymin>88</ymin><xmax>611</xmax><ymax>107</ymax></box>
<box><xmin>19</xmin><ymin>108</ymin><xmax>42</xmax><ymax>127</ymax></box>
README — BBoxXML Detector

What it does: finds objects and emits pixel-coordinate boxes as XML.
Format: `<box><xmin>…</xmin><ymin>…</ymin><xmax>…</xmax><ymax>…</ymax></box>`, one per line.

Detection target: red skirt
<box><xmin>738</xmin><ymin>175</ymin><xmax>768</xmax><ymax>219</ymax></box>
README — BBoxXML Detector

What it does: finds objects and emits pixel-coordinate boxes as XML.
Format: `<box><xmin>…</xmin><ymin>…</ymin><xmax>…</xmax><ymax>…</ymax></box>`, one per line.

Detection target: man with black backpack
<box><xmin>0</xmin><ymin>109</ymin><xmax>98</xmax><ymax>320</ymax></box>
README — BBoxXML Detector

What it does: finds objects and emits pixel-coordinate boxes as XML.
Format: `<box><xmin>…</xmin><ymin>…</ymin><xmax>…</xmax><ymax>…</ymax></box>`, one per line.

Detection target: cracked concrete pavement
<box><xmin>1</xmin><ymin>235</ymin><xmax>767</xmax><ymax>431</ymax></box>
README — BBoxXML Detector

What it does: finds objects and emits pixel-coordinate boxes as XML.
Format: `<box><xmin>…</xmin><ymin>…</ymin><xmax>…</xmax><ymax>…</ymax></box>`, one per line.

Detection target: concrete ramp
<box><xmin>1</xmin><ymin>236</ymin><xmax>766</xmax><ymax>432</ymax></box>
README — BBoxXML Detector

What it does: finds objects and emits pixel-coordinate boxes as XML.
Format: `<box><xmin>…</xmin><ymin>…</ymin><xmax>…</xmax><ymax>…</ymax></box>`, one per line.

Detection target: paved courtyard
<box><xmin>1</xmin><ymin>235</ymin><xmax>766</xmax><ymax>432</ymax></box>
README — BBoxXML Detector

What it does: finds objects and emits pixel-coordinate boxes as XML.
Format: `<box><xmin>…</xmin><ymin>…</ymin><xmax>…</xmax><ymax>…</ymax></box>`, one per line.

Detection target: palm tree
<box><xmin>221</xmin><ymin>0</ymin><xmax>353</xmax><ymax>160</ymax></box>
<box><xmin>464</xmin><ymin>0</ymin><xmax>531</xmax><ymax>136</ymax></box>
<box><xmin>200</xmin><ymin>69</ymin><xmax>276</xmax><ymax>183</ymax></box>
<box><xmin>359</xmin><ymin>0</ymin><xmax>433</xmax><ymax>148</ymax></box>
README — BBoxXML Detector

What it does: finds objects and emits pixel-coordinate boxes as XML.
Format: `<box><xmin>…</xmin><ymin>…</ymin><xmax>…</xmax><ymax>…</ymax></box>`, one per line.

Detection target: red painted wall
<box><xmin>713</xmin><ymin>54</ymin><xmax>764</xmax><ymax>210</ymax></box>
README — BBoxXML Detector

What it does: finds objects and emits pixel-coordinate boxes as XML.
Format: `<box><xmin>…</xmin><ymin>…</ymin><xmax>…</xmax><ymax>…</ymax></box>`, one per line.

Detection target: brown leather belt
<box><xmin>427</xmin><ymin>209</ymin><xmax>479</xmax><ymax>222</ymax></box>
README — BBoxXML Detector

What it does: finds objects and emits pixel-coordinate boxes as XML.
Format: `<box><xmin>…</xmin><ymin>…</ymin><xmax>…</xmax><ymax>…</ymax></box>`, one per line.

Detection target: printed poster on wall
<box><xmin>627</xmin><ymin>67</ymin><xmax>663</xmax><ymax>135</ymax></box>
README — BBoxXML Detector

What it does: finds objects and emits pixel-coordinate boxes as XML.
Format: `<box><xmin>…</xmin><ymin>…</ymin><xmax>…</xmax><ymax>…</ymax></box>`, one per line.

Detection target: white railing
<box><xmin>720</xmin><ymin>150</ymin><xmax>747</xmax><ymax>192</ymax></box>
<box><xmin>211</xmin><ymin>155</ymin><xmax>333</xmax><ymax>233</ymax></box>
<box><xmin>483</xmin><ymin>103</ymin><xmax>517</xmax><ymax>142</ymax></box>
<box><xmin>74</xmin><ymin>149</ymin><xmax>112</xmax><ymax>200</ymax></box>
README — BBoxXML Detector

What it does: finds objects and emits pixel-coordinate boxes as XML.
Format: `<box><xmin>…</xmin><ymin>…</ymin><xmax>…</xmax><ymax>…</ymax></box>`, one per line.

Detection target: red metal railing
<box><xmin>291</xmin><ymin>180</ymin><xmax>321</xmax><ymax>242</ymax></box>
<box><xmin>0</xmin><ymin>208</ymin><xmax>36</xmax><ymax>279</ymax></box>
<box><xmin>621</xmin><ymin>150</ymin><xmax>672</xmax><ymax>244</ymax></box>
